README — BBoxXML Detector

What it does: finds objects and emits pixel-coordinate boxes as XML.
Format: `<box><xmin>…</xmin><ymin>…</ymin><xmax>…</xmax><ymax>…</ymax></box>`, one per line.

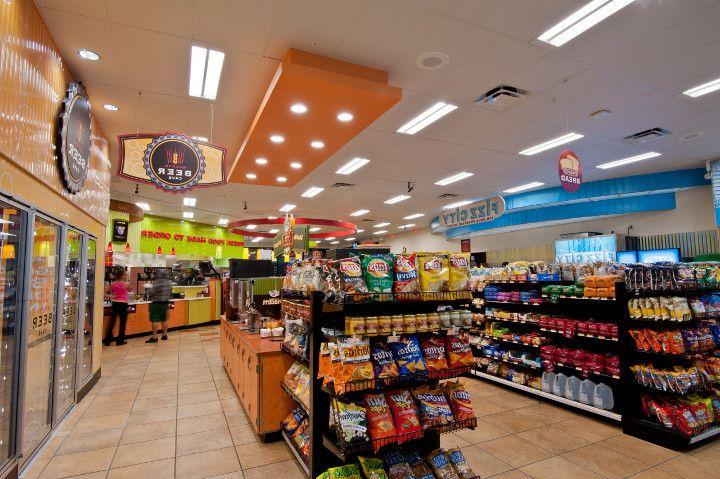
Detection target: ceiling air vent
<box><xmin>474</xmin><ymin>85</ymin><xmax>529</xmax><ymax>110</ymax></box>
<box><xmin>332</xmin><ymin>182</ymin><xmax>355</xmax><ymax>188</ymax></box>
<box><xmin>438</xmin><ymin>193</ymin><xmax>458</xmax><ymax>199</ymax></box>
<box><xmin>622</xmin><ymin>128</ymin><xmax>671</xmax><ymax>145</ymax></box>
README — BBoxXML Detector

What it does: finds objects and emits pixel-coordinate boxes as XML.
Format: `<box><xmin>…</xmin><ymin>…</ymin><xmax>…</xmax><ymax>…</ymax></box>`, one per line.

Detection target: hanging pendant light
<box><xmin>125</xmin><ymin>243</ymin><xmax>131</xmax><ymax>253</ymax></box>
<box><xmin>157</xmin><ymin>246</ymin><xmax>162</xmax><ymax>255</ymax></box>
<box><xmin>106</xmin><ymin>241</ymin><xmax>113</xmax><ymax>252</ymax></box>
<box><xmin>171</xmin><ymin>247</ymin><xmax>176</xmax><ymax>256</ymax></box>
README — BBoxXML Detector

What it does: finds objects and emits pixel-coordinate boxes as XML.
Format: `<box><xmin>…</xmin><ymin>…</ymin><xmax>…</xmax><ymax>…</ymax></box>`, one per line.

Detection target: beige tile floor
<box><xmin>20</xmin><ymin>326</ymin><xmax>720</xmax><ymax>479</ymax></box>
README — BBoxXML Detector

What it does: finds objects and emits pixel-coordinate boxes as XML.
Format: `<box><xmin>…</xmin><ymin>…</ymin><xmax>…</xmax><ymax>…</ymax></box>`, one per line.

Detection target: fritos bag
<box><xmin>445</xmin><ymin>380</ymin><xmax>474</xmax><ymax>421</ymax></box>
<box><xmin>385</xmin><ymin>389</ymin><xmax>422</xmax><ymax>442</ymax></box>
<box><xmin>444</xmin><ymin>335</ymin><xmax>474</xmax><ymax>369</ymax></box>
<box><xmin>418</xmin><ymin>253</ymin><xmax>450</xmax><ymax>292</ymax></box>
<box><xmin>337</xmin><ymin>337</ymin><xmax>374</xmax><ymax>385</ymax></box>
<box><xmin>370</xmin><ymin>340</ymin><xmax>400</xmax><ymax>382</ymax></box>
<box><xmin>389</xmin><ymin>335</ymin><xmax>427</xmax><ymax>377</ymax></box>
<box><xmin>339</xmin><ymin>256</ymin><xmax>369</xmax><ymax>297</ymax></box>
<box><xmin>363</xmin><ymin>393</ymin><xmax>397</xmax><ymax>449</ymax></box>
<box><xmin>394</xmin><ymin>253</ymin><xmax>420</xmax><ymax>294</ymax></box>
<box><xmin>420</xmin><ymin>335</ymin><xmax>449</xmax><ymax>373</ymax></box>
<box><xmin>362</xmin><ymin>254</ymin><xmax>394</xmax><ymax>295</ymax></box>
<box><xmin>449</xmin><ymin>253</ymin><xmax>471</xmax><ymax>291</ymax></box>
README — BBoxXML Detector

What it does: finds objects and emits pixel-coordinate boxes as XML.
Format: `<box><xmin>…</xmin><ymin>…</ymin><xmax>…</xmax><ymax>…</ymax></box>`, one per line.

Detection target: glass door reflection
<box><xmin>77</xmin><ymin>237</ymin><xmax>95</xmax><ymax>386</ymax></box>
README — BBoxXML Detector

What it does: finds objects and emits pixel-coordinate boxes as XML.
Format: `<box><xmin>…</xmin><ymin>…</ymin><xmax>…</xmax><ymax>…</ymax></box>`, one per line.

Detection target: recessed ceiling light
<box><xmin>336</xmin><ymin>158</ymin><xmax>370</xmax><ymax>175</ymax></box>
<box><xmin>374</xmin><ymin>222</ymin><xmax>390</xmax><ymax>228</ymax></box>
<box><xmin>326</xmin><ymin>236</ymin><xmax>336</xmax><ymax>240</ymax></box>
<box><xmin>290</xmin><ymin>162</ymin><xmax>302</xmax><ymax>169</ymax></box>
<box><xmin>251</xmin><ymin>237</ymin><xmax>262</xmax><ymax>243</ymax></box>
<box><xmin>310</xmin><ymin>140</ymin><xmax>325</xmax><ymax>149</ymax></box>
<box><xmin>135</xmin><ymin>202</ymin><xmax>150</xmax><ymax>211</ymax></box>
<box><xmin>246</xmin><ymin>224</ymin><xmax>257</xmax><ymax>230</ymax></box>
<box><xmin>270</xmin><ymin>135</ymin><xmax>284</xmax><ymax>143</ymax></box>
<box><xmin>519</xmin><ymin>132</ymin><xmax>584</xmax><ymax>156</ymax></box>
<box><xmin>398</xmin><ymin>224</ymin><xmax>416</xmax><ymax>229</ymax></box>
<box><xmin>309</xmin><ymin>227</ymin><xmax>321</xmax><ymax>232</ymax></box>
<box><xmin>384</xmin><ymin>195</ymin><xmax>411</xmax><ymax>204</ymax></box>
<box><xmin>373</xmin><ymin>230</ymin><xmax>388</xmax><ymax>235</ymax></box>
<box><xmin>403</xmin><ymin>213</ymin><xmax>425</xmax><ymax>220</ymax></box>
<box><xmin>255</xmin><ymin>158</ymin><xmax>268</xmax><ymax>165</ymax></box>
<box><xmin>683</xmin><ymin>78</ymin><xmax>720</xmax><ymax>98</ymax></box>
<box><xmin>345</xmin><ymin>237</ymin><xmax>356</xmax><ymax>241</ymax></box>
<box><xmin>103</xmin><ymin>104</ymin><xmax>119</xmax><ymax>111</ymax></box>
<box><xmin>503</xmin><ymin>181</ymin><xmax>545</xmax><ymax>193</ymax></box>
<box><xmin>189</xmin><ymin>45</ymin><xmax>225</xmax><ymax>100</ymax></box>
<box><xmin>397</xmin><ymin>101</ymin><xmax>458</xmax><ymax>135</ymax></box>
<box><xmin>268</xmin><ymin>216</ymin><xmax>277</xmax><ymax>219</ymax></box>
<box><xmin>538</xmin><ymin>0</ymin><xmax>636</xmax><ymax>47</ymax></box>
<box><xmin>435</xmin><ymin>172</ymin><xmax>473</xmax><ymax>186</ymax></box>
<box><xmin>276</xmin><ymin>176</ymin><xmax>287</xmax><ymax>183</ymax></box>
<box><xmin>350</xmin><ymin>209</ymin><xmax>369</xmax><ymax>217</ymax></box>
<box><xmin>218</xmin><ymin>218</ymin><xmax>229</xmax><ymax>226</ymax></box>
<box><xmin>182</xmin><ymin>211</ymin><xmax>194</xmax><ymax>219</ymax></box>
<box><xmin>246</xmin><ymin>173</ymin><xmax>257</xmax><ymax>179</ymax></box>
<box><xmin>443</xmin><ymin>200</ymin><xmax>472</xmax><ymax>210</ymax></box>
<box><xmin>330</xmin><ymin>241</ymin><xmax>340</xmax><ymax>244</ymax></box>
<box><xmin>279</xmin><ymin>204</ymin><xmax>296</xmax><ymax>212</ymax></box>
<box><xmin>337</xmin><ymin>112</ymin><xmax>353</xmax><ymax>122</ymax></box>
<box><xmin>290</xmin><ymin>103</ymin><xmax>308</xmax><ymax>114</ymax></box>
<box><xmin>415</xmin><ymin>52</ymin><xmax>450</xmax><ymax>71</ymax></box>
<box><xmin>183</xmin><ymin>197</ymin><xmax>197</xmax><ymax>206</ymax></box>
<box><xmin>596</xmin><ymin>151</ymin><xmax>661</xmax><ymax>169</ymax></box>
<box><xmin>192</xmin><ymin>135</ymin><xmax>209</xmax><ymax>142</ymax></box>
<box><xmin>356</xmin><ymin>229</ymin><xmax>365</xmax><ymax>233</ymax></box>
<box><xmin>301</xmin><ymin>187</ymin><xmax>324</xmax><ymax>198</ymax></box>
<box><xmin>78</xmin><ymin>49</ymin><xmax>100</xmax><ymax>61</ymax></box>
<box><xmin>269</xmin><ymin>228</ymin><xmax>280</xmax><ymax>234</ymax></box>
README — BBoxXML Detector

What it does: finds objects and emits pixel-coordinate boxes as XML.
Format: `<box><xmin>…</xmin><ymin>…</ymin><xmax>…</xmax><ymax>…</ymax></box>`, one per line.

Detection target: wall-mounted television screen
<box><xmin>638</xmin><ymin>248</ymin><xmax>680</xmax><ymax>263</ymax></box>
<box><xmin>617</xmin><ymin>251</ymin><xmax>638</xmax><ymax>264</ymax></box>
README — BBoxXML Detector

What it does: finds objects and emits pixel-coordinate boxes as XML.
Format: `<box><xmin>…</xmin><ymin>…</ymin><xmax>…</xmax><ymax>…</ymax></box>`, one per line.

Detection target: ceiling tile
<box><xmin>106</xmin><ymin>0</ymin><xmax>194</xmax><ymax>37</ymax></box>
<box><xmin>35</xmin><ymin>0</ymin><xmax>108</xmax><ymax>20</ymax></box>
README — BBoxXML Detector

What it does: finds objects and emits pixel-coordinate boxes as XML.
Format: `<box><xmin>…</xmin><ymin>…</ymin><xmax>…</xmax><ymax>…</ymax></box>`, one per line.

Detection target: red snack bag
<box><xmin>394</xmin><ymin>253</ymin><xmax>420</xmax><ymax>295</ymax></box>
<box><xmin>445</xmin><ymin>380</ymin><xmax>474</xmax><ymax>421</ymax></box>
<box><xmin>421</xmin><ymin>336</ymin><xmax>449</xmax><ymax>373</ymax></box>
<box><xmin>385</xmin><ymin>389</ymin><xmax>422</xmax><ymax>442</ymax></box>
<box><xmin>444</xmin><ymin>335</ymin><xmax>474</xmax><ymax>369</ymax></box>
<box><xmin>363</xmin><ymin>392</ymin><xmax>398</xmax><ymax>450</ymax></box>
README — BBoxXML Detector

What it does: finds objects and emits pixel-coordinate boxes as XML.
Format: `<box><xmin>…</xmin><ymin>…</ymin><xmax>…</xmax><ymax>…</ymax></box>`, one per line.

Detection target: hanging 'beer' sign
<box><xmin>117</xmin><ymin>133</ymin><xmax>226</xmax><ymax>192</ymax></box>
<box><xmin>58</xmin><ymin>82</ymin><xmax>92</xmax><ymax>194</ymax></box>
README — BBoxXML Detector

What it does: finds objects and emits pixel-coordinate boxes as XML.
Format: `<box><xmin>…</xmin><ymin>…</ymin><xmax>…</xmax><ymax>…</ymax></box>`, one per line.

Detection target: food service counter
<box><xmin>103</xmin><ymin>297</ymin><xmax>215</xmax><ymax>337</ymax></box>
<box><xmin>220</xmin><ymin>317</ymin><xmax>294</xmax><ymax>438</ymax></box>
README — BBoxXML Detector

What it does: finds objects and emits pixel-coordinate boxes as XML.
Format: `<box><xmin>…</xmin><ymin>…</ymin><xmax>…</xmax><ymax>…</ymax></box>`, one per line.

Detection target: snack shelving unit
<box><xmin>470</xmin><ymin>280</ymin><xmax>626</xmax><ymax>423</ymax></box>
<box><xmin>279</xmin><ymin>290</ymin><xmax>479</xmax><ymax>478</ymax></box>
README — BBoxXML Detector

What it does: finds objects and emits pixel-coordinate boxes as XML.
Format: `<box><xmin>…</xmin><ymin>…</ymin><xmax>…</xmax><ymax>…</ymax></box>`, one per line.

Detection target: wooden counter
<box><xmin>103</xmin><ymin>297</ymin><xmax>211</xmax><ymax>338</ymax></box>
<box><xmin>220</xmin><ymin>317</ymin><xmax>294</xmax><ymax>437</ymax></box>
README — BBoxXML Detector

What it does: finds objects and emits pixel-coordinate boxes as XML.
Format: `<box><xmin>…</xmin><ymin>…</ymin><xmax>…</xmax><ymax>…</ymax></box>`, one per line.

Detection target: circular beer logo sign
<box><xmin>59</xmin><ymin>82</ymin><xmax>92</xmax><ymax>194</ymax></box>
<box><xmin>143</xmin><ymin>134</ymin><xmax>206</xmax><ymax>192</ymax></box>
<box><xmin>558</xmin><ymin>149</ymin><xmax>582</xmax><ymax>192</ymax></box>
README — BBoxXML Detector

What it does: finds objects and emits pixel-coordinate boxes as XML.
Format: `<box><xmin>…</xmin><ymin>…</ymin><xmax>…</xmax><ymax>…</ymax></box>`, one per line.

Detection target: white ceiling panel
<box><xmin>35</xmin><ymin>0</ymin><xmax>108</xmax><ymax>20</ymax></box>
<box><xmin>105</xmin><ymin>0</ymin><xmax>194</xmax><ymax>38</ymax></box>
<box><xmin>84</xmin><ymin>82</ymin><xmax>140</xmax><ymax>128</ymax></box>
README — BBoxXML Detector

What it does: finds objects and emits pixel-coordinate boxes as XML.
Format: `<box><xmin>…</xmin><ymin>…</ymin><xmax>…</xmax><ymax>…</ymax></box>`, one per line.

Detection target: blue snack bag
<box><xmin>388</xmin><ymin>335</ymin><xmax>427</xmax><ymax>377</ymax></box>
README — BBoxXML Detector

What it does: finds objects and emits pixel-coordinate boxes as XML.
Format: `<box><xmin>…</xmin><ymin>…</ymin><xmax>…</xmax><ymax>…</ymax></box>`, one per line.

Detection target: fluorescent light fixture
<box><xmin>279</xmin><ymin>204</ymin><xmax>296</xmax><ymax>212</ymax></box>
<box><xmin>596</xmin><ymin>151</ymin><xmax>661</xmax><ymax>169</ymax></box>
<box><xmin>435</xmin><ymin>172</ymin><xmax>473</xmax><ymax>186</ymax></box>
<box><xmin>182</xmin><ymin>211</ymin><xmax>194</xmax><ymax>219</ymax></box>
<box><xmin>135</xmin><ymin>202</ymin><xmax>150</xmax><ymax>211</ymax></box>
<box><xmin>246</xmin><ymin>224</ymin><xmax>257</xmax><ymax>230</ymax></box>
<box><xmin>192</xmin><ymin>135</ymin><xmax>208</xmax><ymax>142</ymax></box>
<box><xmin>346</xmin><ymin>237</ymin><xmax>356</xmax><ymax>241</ymax></box>
<box><xmin>251</xmin><ymin>237</ymin><xmax>262</xmax><ymax>243</ymax></box>
<box><xmin>373</xmin><ymin>230</ymin><xmax>388</xmax><ymax>235</ymax></box>
<box><xmin>519</xmin><ymin>132</ymin><xmax>584</xmax><ymax>156</ymax></box>
<box><xmin>290</xmin><ymin>103</ymin><xmax>307</xmax><ymax>114</ymax></box>
<box><xmin>683</xmin><ymin>78</ymin><xmax>720</xmax><ymax>98</ymax></box>
<box><xmin>255</xmin><ymin>158</ymin><xmax>268</xmax><ymax>165</ymax></box>
<box><xmin>356</xmin><ymin>229</ymin><xmax>365</xmax><ymax>233</ymax></box>
<box><xmin>268</xmin><ymin>216</ymin><xmax>277</xmax><ymax>219</ymax></box>
<box><xmin>443</xmin><ymin>200</ymin><xmax>472</xmax><ymax>210</ymax></box>
<box><xmin>310</xmin><ymin>140</ymin><xmax>325</xmax><ymax>149</ymax></box>
<box><xmin>398</xmin><ymin>223</ymin><xmax>415</xmax><ymax>229</ymax></box>
<box><xmin>314</xmin><ymin>240</ymin><xmax>322</xmax><ymax>243</ymax></box>
<box><xmin>336</xmin><ymin>157</ymin><xmax>369</xmax><ymax>175</ymax></box>
<box><xmin>337</xmin><ymin>112</ymin><xmax>353</xmax><ymax>122</ymax></box>
<box><xmin>309</xmin><ymin>227</ymin><xmax>321</xmax><ymax>232</ymax></box>
<box><xmin>189</xmin><ymin>46</ymin><xmax>225</xmax><ymax>100</ymax></box>
<box><xmin>538</xmin><ymin>0</ymin><xmax>635</xmax><ymax>47</ymax></box>
<box><xmin>268</xmin><ymin>228</ymin><xmax>280</xmax><ymax>234</ymax></box>
<box><xmin>384</xmin><ymin>195</ymin><xmax>411</xmax><ymax>204</ymax></box>
<box><xmin>103</xmin><ymin>104</ymin><xmax>119</xmax><ymax>111</ymax></box>
<box><xmin>246</xmin><ymin>173</ymin><xmax>257</xmax><ymax>179</ymax></box>
<box><xmin>183</xmin><ymin>197</ymin><xmax>197</xmax><ymax>207</ymax></box>
<box><xmin>277</xmin><ymin>176</ymin><xmax>287</xmax><ymax>183</ymax></box>
<box><xmin>326</xmin><ymin>236</ymin><xmax>336</xmax><ymax>241</ymax></box>
<box><xmin>503</xmin><ymin>181</ymin><xmax>545</xmax><ymax>193</ymax></box>
<box><xmin>374</xmin><ymin>222</ymin><xmax>390</xmax><ymax>228</ymax></box>
<box><xmin>397</xmin><ymin>101</ymin><xmax>458</xmax><ymax>135</ymax></box>
<box><xmin>218</xmin><ymin>218</ymin><xmax>229</xmax><ymax>226</ymax></box>
<box><xmin>403</xmin><ymin>213</ymin><xmax>425</xmax><ymax>220</ymax></box>
<box><xmin>350</xmin><ymin>209</ymin><xmax>369</xmax><ymax>217</ymax></box>
<box><xmin>78</xmin><ymin>49</ymin><xmax>99</xmax><ymax>61</ymax></box>
<box><xmin>301</xmin><ymin>187</ymin><xmax>324</xmax><ymax>198</ymax></box>
<box><xmin>270</xmin><ymin>135</ymin><xmax>284</xmax><ymax>143</ymax></box>
<box><xmin>290</xmin><ymin>162</ymin><xmax>302</xmax><ymax>169</ymax></box>
<box><xmin>330</xmin><ymin>241</ymin><xmax>339</xmax><ymax>244</ymax></box>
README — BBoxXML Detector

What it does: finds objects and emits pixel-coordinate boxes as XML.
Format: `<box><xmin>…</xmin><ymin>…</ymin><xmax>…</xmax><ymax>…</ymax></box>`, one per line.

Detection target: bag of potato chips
<box><xmin>445</xmin><ymin>380</ymin><xmax>474</xmax><ymax>421</ymax></box>
<box><xmin>363</xmin><ymin>393</ymin><xmax>397</xmax><ymax>450</ymax></box>
<box><xmin>362</xmin><ymin>254</ymin><xmax>394</xmax><ymax>296</ymax></box>
<box><xmin>386</xmin><ymin>389</ymin><xmax>422</xmax><ymax>442</ymax></box>
<box><xmin>339</xmin><ymin>256</ymin><xmax>369</xmax><ymax>297</ymax></box>
<box><xmin>418</xmin><ymin>254</ymin><xmax>450</xmax><ymax>292</ymax></box>
<box><xmin>448</xmin><ymin>253</ymin><xmax>471</xmax><ymax>291</ymax></box>
<box><xmin>394</xmin><ymin>253</ymin><xmax>420</xmax><ymax>294</ymax></box>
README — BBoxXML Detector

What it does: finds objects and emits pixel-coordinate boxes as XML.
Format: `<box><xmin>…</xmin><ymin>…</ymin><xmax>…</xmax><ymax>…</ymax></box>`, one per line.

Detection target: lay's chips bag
<box><xmin>362</xmin><ymin>254</ymin><xmax>394</xmax><ymax>297</ymax></box>
<box><xmin>449</xmin><ymin>253</ymin><xmax>471</xmax><ymax>291</ymax></box>
<box><xmin>394</xmin><ymin>253</ymin><xmax>420</xmax><ymax>294</ymax></box>
<box><xmin>418</xmin><ymin>253</ymin><xmax>450</xmax><ymax>292</ymax></box>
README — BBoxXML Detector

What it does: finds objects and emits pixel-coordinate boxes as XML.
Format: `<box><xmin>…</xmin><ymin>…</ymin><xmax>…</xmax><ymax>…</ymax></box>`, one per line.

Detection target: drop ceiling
<box><xmin>35</xmin><ymin>0</ymin><xmax>720</xmax><ymax>246</ymax></box>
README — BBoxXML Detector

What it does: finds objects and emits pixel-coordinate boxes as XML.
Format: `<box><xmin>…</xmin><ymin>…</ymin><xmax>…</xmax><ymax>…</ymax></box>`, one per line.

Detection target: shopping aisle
<box><xmin>20</xmin><ymin>327</ymin><xmax>720</xmax><ymax>479</ymax></box>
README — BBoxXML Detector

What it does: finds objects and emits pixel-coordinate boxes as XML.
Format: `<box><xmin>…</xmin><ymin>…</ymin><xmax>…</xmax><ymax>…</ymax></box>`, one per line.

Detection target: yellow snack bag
<box><xmin>449</xmin><ymin>253</ymin><xmax>471</xmax><ymax>291</ymax></box>
<box><xmin>418</xmin><ymin>253</ymin><xmax>450</xmax><ymax>292</ymax></box>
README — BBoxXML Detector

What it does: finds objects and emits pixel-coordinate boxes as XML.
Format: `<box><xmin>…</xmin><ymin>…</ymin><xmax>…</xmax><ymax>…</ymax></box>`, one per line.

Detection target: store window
<box><xmin>0</xmin><ymin>201</ymin><xmax>24</xmax><ymax>466</ymax></box>
<box><xmin>22</xmin><ymin>215</ymin><xmax>59</xmax><ymax>460</ymax></box>
<box><xmin>77</xmin><ymin>237</ymin><xmax>95</xmax><ymax>385</ymax></box>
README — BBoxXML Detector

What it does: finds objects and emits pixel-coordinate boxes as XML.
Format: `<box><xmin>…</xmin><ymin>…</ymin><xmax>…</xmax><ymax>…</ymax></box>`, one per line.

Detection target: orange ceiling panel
<box><xmin>228</xmin><ymin>49</ymin><xmax>402</xmax><ymax>187</ymax></box>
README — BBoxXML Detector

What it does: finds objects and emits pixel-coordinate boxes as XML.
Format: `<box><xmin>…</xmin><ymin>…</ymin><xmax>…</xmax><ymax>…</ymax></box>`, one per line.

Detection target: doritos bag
<box><xmin>370</xmin><ymin>340</ymin><xmax>400</xmax><ymax>382</ymax></box>
<box><xmin>389</xmin><ymin>335</ymin><xmax>427</xmax><ymax>377</ymax></box>
<box><xmin>420</xmin><ymin>335</ymin><xmax>449</xmax><ymax>374</ymax></box>
<box><xmin>444</xmin><ymin>335</ymin><xmax>474</xmax><ymax>369</ymax></box>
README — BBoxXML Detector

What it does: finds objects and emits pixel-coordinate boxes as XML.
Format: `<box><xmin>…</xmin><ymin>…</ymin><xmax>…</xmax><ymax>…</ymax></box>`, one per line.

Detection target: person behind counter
<box><xmin>104</xmin><ymin>269</ymin><xmax>131</xmax><ymax>346</ymax></box>
<box><xmin>147</xmin><ymin>269</ymin><xmax>172</xmax><ymax>343</ymax></box>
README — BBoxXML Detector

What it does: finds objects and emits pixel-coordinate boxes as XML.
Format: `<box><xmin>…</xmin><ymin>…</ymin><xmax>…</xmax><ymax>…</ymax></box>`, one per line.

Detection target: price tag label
<box><xmin>447</xmin><ymin>327</ymin><xmax>460</xmax><ymax>336</ymax></box>
<box><xmin>387</xmin><ymin>334</ymin><xmax>400</xmax><ymax>343</ymax></box>
<box><xmin>349</xmin><ymin>335</ymin><xmax>362</xmax><ymax>344</ymax></box>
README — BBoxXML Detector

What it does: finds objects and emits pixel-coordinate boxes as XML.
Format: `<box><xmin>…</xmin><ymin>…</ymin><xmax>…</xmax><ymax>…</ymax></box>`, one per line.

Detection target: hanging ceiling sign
<box><xmin>439</xmin><ymin>196</ymin><xmax>505</xmax><ymax>229</ymax></box>
<box><xmin>558</xmin><ymin>149</ymin><xmax>582</xmax><ymax>192</ymax></box>
<box><xmin>117</xmin><ymin>133</ymin><xmax>226</xmax><ymax>192</ymax></box>
<box><xmin>58</xmin><ymin>82</ymin><xmax>92</xmax><ymax>194</ymax></box>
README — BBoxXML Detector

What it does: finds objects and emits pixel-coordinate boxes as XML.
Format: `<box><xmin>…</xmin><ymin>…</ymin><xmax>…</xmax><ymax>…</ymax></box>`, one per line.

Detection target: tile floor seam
<box><xmin>171</xmin><ymin>342</ymin><xmax>180</xmax><ymax>479</ymax></box>
<box><xmin>211</xmin><ymin>341</ymin><xmax>246</xmax><ymax>476</ymax></box>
